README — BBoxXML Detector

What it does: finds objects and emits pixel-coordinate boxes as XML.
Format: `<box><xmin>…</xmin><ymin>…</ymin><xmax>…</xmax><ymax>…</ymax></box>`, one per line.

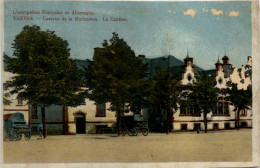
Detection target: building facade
<box><xmin>170</xmin><ymin>55</ymin><xmax>252</xmax><ymax>131</ymax></box>
<box><xmin>2</xmin><ymin>69</ymin><xmax>30</xmax><ymax>125</ymax></box>
<box><xmin>3</xmin><ymin>55</ymin><xmax>252</xmax><ymax>134</ymax></box>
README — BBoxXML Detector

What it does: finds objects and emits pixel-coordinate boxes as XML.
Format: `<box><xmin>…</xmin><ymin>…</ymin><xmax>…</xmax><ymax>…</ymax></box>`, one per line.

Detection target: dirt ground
<box><xmin>3</xmin><ymin>129</ymin><xmax>252</xmax><ymax>163</ymax></box>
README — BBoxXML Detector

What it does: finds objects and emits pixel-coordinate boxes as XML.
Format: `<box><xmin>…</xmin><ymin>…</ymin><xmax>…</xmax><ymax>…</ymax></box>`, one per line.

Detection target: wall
<box><xmin>68</xmin><ymin>98</ymin><xmax>117</xmax><ymax>134</ymax></box>
<box><xmin>29</xmin><ymin>105</ymin><xmax>63</xmax><ymax>134</ymax></box>
<box><xmin>2</xmin><ymin>70</ymin><xmax>30</xmax><ymax>125</ymax></box>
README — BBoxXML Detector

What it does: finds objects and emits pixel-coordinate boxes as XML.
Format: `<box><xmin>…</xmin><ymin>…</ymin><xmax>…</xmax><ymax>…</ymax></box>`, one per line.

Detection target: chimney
<box><xmin>222</xmin><ymin>55</ymin><xmax>229</xmax><ymax>65</ymax></box>
<box><xmin>247</xmin><ymin>56</ymin><xmax>252</xmax><ymax>62</ymax></box>
<box><xmin>184</xmin><ymin>53</ymin><xmax>193</xmax><ymax>66</ymax></box>
<box><xmin>215</xmin><ymin>58</ymin><xmax>223</xmax><ymax>71</ymax></box>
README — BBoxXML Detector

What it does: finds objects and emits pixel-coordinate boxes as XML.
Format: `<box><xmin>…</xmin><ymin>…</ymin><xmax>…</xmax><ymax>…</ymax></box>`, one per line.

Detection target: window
<box><xmin>241</xmin><ymin>108</ymin><xmax>247</xmax><ymax>116</ymax></box>
<box><xmin>218</xmin><ymin>77</ymin><xmax>223</xmax><ymax>85</ymax></box>
<box><xmin>240</xmin><ymin>122</ymin><xmax>247</xmax><ymax>128</ymax></box>
<box><xmin>187</xmin><ymin>106</ymin><xmax>192</xmax><ymax>115</ymax></box>
<box><xmin>224</xmin><ymin>103</ymin><xmax>229</xmax><ymax>115</ymax></box>
<box><xmin>181</xmin><ymin>124</ymin><xmax>187</xmax><ymax>130</ymax></box>
<box><xmin>193</xmin><ymin>106</ymin><xmax>200</xmax><ymax>116</ymax></box>
<box><xmin>213</xmin><ymin>123</ymin><xmax>219</xmax><ymax>130</ymax></box>
<box><xmin>218</xmin><ymin>102</ymin><xmax>223</xmax><ymax>114</ymax></box>
<box><xmin>180</xmin><ymin>105</ymin><xmax>186</xmax><ymax>115</ymax></box>
<box><xmin>32</xmin><ymin>103</ymin><xmax>38</xmax><ymax>119</ymax></box>
<box><xmin>180</xmin><ymin>105</ymin><xmax>200</xmax><ymax>116</ymax></box>
<box><xmin>224</xmin><ymin>123</ymin><xmax>230</xmax><ymax>129</ymax></box>
<box><xmin>187</xmin><ymin>74</ymin><xmax>192</xmax><ymax>82</ymax></box>
<box><xmin>96</xmin><ymin>103</ymin><xmax>106</xmax><ymax>117</ymax></box>
<box><xmin>214</xmin><ymin>97</ymin><xmax>229</xmax><ymax>116</ymax></box>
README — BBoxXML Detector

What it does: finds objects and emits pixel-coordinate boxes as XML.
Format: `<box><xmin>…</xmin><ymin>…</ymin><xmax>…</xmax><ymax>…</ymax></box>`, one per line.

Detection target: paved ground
<box><xmin>3</xmin><ymin>129</ymin><xmax>252</xmax><ymax>163</ymax></box>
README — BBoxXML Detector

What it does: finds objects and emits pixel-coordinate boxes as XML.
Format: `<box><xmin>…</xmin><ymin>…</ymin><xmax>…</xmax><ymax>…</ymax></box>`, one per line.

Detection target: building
<box><xmin>3</xmin><ymin>54</ymin><xmax>252</xmax><ymax>134</ymax></box>
<box><xmin>141</xmin><ymin>54</ymin><xmax>252</xmax><ymax>132</ymax></box>
<box><xmin>2</xmin><ymin>68</ymin><xmax>30</xmax><ymax>126</ymax></box>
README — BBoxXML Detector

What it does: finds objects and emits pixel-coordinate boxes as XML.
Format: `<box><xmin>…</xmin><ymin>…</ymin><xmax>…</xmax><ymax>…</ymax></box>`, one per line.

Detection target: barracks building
<box><xmin>3</xmin><ymin>54</ymin><xmax>252</xmax><ymax>134</ymax></box>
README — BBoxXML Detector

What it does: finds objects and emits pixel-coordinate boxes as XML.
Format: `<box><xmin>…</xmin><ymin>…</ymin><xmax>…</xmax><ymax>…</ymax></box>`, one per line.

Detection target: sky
<box><xmin>4</xmin><ymin>1</ymin><xmax>252</xmax><ymax>70</ymax></box>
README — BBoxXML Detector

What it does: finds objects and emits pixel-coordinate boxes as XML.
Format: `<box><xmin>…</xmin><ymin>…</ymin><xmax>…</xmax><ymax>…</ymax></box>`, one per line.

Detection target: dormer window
<box><xmin>187</xmin><ymin>74</ymin><xmax>192</xmax><ymax>82</ymax></box>
<box><xmin>218</xmin><ymin>77</ymin><xmax>223</xmax><ymax>85</ymax></box>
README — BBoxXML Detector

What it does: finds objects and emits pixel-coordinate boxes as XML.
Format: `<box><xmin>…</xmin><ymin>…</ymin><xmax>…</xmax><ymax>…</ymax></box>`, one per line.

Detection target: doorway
<box><xmin>75</xmin><ymin>113</ymin><xmax>86</xmax><ymax>134</ymax></box>
<box><xmin>193</xmin><ymin>123</ymin><xmax>201</xmax><ymax>131</ymax></box>
<box><xmin>213</xmin><ymin>123</ymin><xmax>219</xmax><ymax>130</ymax></box>
<box><xmin>224</xmin><ymin>123</ymin><xmax>230</xmax><ymax>129</ymax></box>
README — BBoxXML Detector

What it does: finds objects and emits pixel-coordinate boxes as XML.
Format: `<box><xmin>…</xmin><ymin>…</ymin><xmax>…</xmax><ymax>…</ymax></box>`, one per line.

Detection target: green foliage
<box><xmin>186</xmin><ymin>72</ymin><xmax>218</xmax><ymax>114</ymax></box>
<box><xmin>85</xmin><ymin>32</ymin><xmax>148</xmax><ymax>113</ymax></box>
<box><xmin>3</xmin><ymin>55</ymin><xmax>13</xmax><ymax>105</ymax></box>
<box><xmin>6</xmin><ymin>25</ymin><xmax>84</xmax><ymax>107</ymax></box>
<box><xmin>3</xmin><ymin>93</ymin><xmax>12</xmax><ymax>105</ymax></box>
<box><xmin>185</xmin><ymin>72</ymin><xmax>218</xmax><ymax>132</ymax></box>
<box><xmin>147</xmin><ymin>68</ymin><xmax>181</xmax><ymax>112</ymax></box>
<box><xmin>227</xmin><ymin>84</ymin><xmax>252</xmax><ymax>110</ymax></box>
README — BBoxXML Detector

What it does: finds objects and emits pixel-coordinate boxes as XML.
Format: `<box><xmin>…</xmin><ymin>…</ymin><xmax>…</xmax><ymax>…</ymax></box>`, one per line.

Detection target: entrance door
<box><xmin>194</xmin><ymin>123</ymin><xmax>201</xmax><ymax>131</ymax></box>
<box><xmin>76</xmin><ymin>113</ymin><xmax>86</xmax><ymax>134</ymax></box>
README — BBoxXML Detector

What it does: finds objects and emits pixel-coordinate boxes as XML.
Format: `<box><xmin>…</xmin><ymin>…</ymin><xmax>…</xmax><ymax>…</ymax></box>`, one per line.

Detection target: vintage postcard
<box><xmin>0</xmin><ymin>0</ymin><xmax>259</xmax><ymax>167</ymax></box>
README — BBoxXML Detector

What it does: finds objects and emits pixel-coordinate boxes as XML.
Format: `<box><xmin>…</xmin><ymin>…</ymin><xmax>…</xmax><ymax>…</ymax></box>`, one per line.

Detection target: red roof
<box><xmin>3</xmin><ymin>113</ymin><xmax>14</xmax><ymax>121</ymax></box>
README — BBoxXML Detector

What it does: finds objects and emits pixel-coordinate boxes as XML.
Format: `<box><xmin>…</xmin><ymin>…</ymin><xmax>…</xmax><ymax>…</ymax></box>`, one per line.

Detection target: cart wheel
<box><xmin>15</xmin><ymin>133</ymin><xmax>22</xmax><ymax>141</ymax></box>
<box><xmin>142</xmin><ymin>128</ymin><xmax>148</xmax><ymax>136</ymax></box>
<box><xmin>134</xmin><ymin>127</ymin><xmax>138</xmax><ymax>136</ymax></box>
<box><xmin>128</xmin><ymin>127</ymin><xmax>137</xmax><ymax>136</ymax></box>
<box><xmin>24</xmin><ymin>132</ymin><xmax>31</xmax><ymax>141</ymax></box>
<box><xmin>121</xmin><ymin>129</ymin><xmax>126</xmax><ymax>136</ymax></box>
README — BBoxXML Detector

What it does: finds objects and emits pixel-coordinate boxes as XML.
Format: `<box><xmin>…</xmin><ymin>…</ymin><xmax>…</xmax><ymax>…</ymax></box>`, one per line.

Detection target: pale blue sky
<box><xmin>4</xmin><ymin>1</ymin><xmax>251</xmax><ymax>69</ymax></box>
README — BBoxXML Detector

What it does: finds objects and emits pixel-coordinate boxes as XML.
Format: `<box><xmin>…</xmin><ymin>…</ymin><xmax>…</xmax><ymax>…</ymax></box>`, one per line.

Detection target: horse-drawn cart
<box><xmin>3</xmin><ymin>112</ymin><xmax>31</xmax><ymax>141</ymax></box>
<box><xmin>121</xmin><ymin>114</ymin><xmax>149</xmax><ymax>136</ymax></box>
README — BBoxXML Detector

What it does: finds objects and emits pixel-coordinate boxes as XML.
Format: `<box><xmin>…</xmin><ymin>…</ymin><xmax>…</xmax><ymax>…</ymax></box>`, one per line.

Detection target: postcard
<box><xmin>1</xmin><ymin>0</ymin><xmax>259</xmax><ymax>167</ymax></box>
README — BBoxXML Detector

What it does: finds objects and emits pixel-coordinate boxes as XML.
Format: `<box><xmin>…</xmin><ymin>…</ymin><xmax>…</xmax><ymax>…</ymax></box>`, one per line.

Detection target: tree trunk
<box><xmin>117</xmin><ymin>111</ymin><xmax>121</xmax><ymax>136</ymax></box>
<box><xmin>169</xmin><ymin>108</ymin><xmax>173</xmax><ymax>132</ymax></box>
<box><xmin>235</xmin><ymin>109</ymin><xmax>237</xmax><ymax>129</ymax></box>
<box><xmin>237</xmin><ymin>108</ymin><xmax>241</xmax><ymax>130</ymax></box>
<box><xmin>204</xmin><ymin>112</ymin><xmax>207</xmax><ymax>133</ymax></box>
<box><xmin>41</xmin><ymin>106</ymin><xmax>47</xmax><ymax>138</ymax></box>
<box><xmin>166</xmin><ymin>108</ymin><xmax>173</xmax><ymax>134</ymax></box>
<box><xmin>166</xmin><ymin>109</ymin><xmax>169</xmax><ymax>134</ymax></box>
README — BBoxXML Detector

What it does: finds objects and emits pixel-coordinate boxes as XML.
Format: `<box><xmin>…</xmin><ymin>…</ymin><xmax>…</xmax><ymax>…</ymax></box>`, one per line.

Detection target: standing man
<box><xmin>38</xmin><ymin>123</ymin><xmax>43</xmax><ymax>137</ymax></box>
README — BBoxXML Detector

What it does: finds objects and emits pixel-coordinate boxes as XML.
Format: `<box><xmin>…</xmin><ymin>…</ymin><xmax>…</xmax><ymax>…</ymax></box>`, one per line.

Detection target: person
<box><xmin>196</xmin><ymin>127</ymin><xmax>200</xmax><ymax>134</ymax></box>
<box><xmin>134</xmin><ymin>114</ymin><xmax>144</xmax><ymax>128</ymax></box>
<box><xmin>134</xmin><ymin>114</ymin><xmax>144</xmax><ymax>122</ymax></box>
<box><xmin>38</xmin><ymin>123</ymin><xmax>43</xmax><ymax>137</ymax></box>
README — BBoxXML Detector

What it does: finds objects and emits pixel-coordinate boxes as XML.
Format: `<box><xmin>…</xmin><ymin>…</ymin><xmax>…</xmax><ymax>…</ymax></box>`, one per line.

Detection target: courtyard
<box><xmin>3</xmin><ymin>129</ymin><xmax>252</xmax><ymax>163</ymax></box>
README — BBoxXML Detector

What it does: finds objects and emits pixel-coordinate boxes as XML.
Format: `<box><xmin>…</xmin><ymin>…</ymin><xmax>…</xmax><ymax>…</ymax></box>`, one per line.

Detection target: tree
<box><xmin>186</xmin><ymin>72</ymin><xmax>218</xmax><ymax>133</ymax></box>
<box><xmin>147</xmin><ymin>68</ymin><xmax>181</xmax><ymax>134</ymax></box>
<box><xmin>227</xmin><ymin>84</ymin><xmax>252</xmax><ymax>130</ymax></box>
<box><xmin>3</xmin><ymin>54</ymin><xmax>13</xmax><ymax>106</ymax></box>
<box><xmin>3</xmin><ymin>92</ymin><xmax>12</xmax><ymax>105</ymax></box>
<box><xmin>85</xmin><ymin>32</ymin><xmax>148</xmax><ymax>136</ymax></box>
<box><xmin>5</xmin><ymin>25</ymin><xmax>85</xmax><ymax>138</ymax></box>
